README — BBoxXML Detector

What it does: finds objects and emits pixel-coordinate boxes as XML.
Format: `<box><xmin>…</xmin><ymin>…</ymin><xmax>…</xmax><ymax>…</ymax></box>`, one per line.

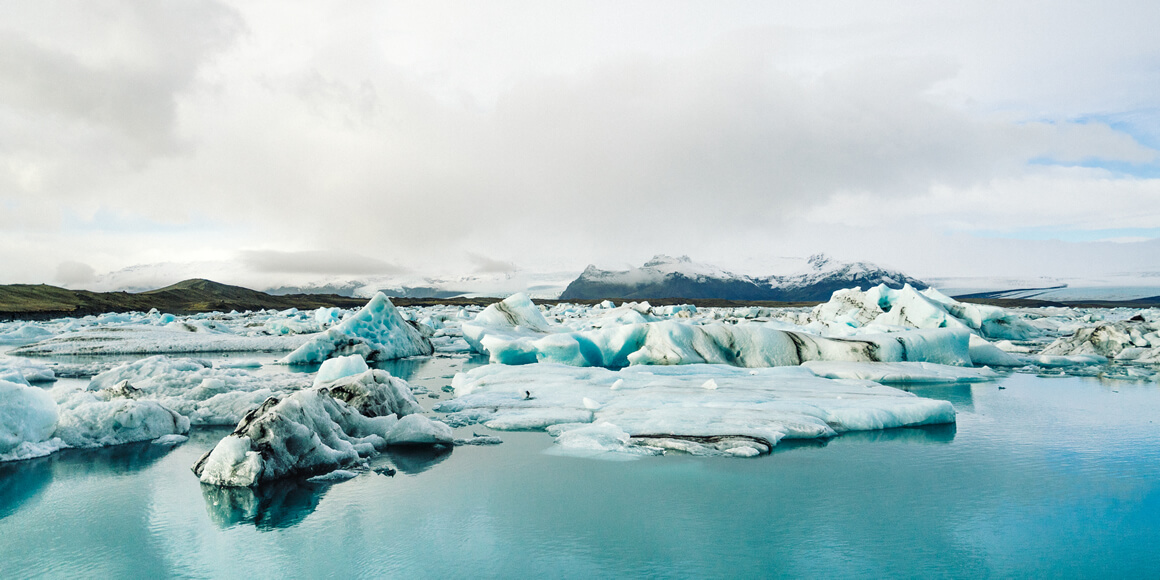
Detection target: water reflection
<box><xmin>904</xmin><ymin>383</ymin><xmax>977</xmax><ymax>412</ymax></box>
<box><xmin>0</xmin><ymin>440</ymin><xmax>178</xmax><ymax>520</ymax></box>
<box><xmin>200</xmin><ymin>444</ymin><xmax>455</xmax><ymax>530</ymax></box>
<box><xmin>768</xmin><ymin>422</ymin><xmax>957</xmax><ymax>456</ymax></box>
<box><xmin>838</xmin><ymin>422</ymin><xmax>957</xmax><ymax>444</ymax></box>
<box><xmin>201</xmin><ymin>479</ymin><xmax>330</xmax><ymax>530</ymax></box>
<box><xmin>382</xmin><ymin>444</ymin><xmax>453</xmax><ymax>475</ymax></box>
<box><xmin>371</xmin><ymin>356</ymin><xmax>432</xmax><ymax>381</ymax></box>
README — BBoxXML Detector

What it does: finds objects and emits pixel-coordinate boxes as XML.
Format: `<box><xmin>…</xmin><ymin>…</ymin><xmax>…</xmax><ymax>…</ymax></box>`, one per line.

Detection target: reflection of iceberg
<box><xmin>837</xmin><ymin>422</ymin><xmax>956</xmax><ymax>445</ymax></box>
<box><xmin>370</xmin><ymin>356</ymin><xmax>432</xmax><ymax>382</ymax></box>
<box><xmin>200</xmin><ymin>479</ymin><xmax>328</xmax><ymax>530</ymax></box>
<box><xmin>381</xmin><ymin>444</ymin><xmax>452</xmax><ymax>475</ymax></box>
<box><xmin>0</xmin><ymin>457</ymin><xmax>53</xmax><ymax>519</ymax></box>
<box><xmin>904</xmin><ymin>383</ymin><xmax>977</xmax><ymax>412</ymax></box>
<box><xmin>0</xmin><ymin>439</ymin><xmax>177</xmax><ymax>520</ymax></box>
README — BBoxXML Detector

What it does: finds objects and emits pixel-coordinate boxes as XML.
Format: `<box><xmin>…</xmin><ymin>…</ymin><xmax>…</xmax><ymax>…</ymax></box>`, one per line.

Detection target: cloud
<box><xmin>238</xmin><ymin>250</ymin><xmax>406</xmax><ymax>276</ymax></box>
<box><xmin>468</xmin><ymin>252</ymin><xmax>518</xmax><ymax>274</ymax></box>
<box><xmin>54</xmin><ymin>261</ymin><xmax>96</xmax><ymax>286</ymax></box>
<box><xmin>2</xmin><ymin>1</ymin><xmax>1159</xmax><ymax>284</ymax></box>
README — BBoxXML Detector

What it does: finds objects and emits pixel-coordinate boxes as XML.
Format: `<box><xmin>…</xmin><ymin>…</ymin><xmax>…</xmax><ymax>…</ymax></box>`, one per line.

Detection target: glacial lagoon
<box><xmin>2</xmin><ymin>354</ymin><xmax>1159</xmax><ymax>578</ymax></box>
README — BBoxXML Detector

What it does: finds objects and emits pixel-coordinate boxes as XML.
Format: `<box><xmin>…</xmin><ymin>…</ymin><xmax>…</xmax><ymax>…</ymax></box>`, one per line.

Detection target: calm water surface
<box><xmin>2</xmin><ymin>355</ymin><xmax>1159</xmax><ymax>578</ymax></box>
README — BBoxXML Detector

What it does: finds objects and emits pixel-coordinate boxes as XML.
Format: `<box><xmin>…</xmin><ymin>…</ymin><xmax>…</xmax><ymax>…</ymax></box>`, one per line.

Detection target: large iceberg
<box><xmin>193</xmin><ymin>368</ymin><xmax>450</xmax><ymax>486</ymax></box>
<box><xmin>436</xmin><ymin>363</ymin><xmax>955</xmax><ymax>458</ymax></box>
<box><xmin>281</xmin><ymin>292</ymin><xmax>434</xmax><ymax>364</ymax></box>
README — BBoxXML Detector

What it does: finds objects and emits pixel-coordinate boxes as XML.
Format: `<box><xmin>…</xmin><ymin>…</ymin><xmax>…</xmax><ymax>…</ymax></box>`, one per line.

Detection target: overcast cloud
<box><xmin>1</xmin><ymin>1</ymin><xmax>1158</xmax><ymax>287</ymax></box>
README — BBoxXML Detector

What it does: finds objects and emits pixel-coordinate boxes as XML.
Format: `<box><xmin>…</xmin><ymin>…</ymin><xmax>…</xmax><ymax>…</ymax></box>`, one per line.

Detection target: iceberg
<box><xmin>280</xmin><ymin>292</ymin><xmax>433</xmax><ymax>364</ymax></box>
<box><xmin>0</xmin><ymin>379</ymin><xmax>62</xmax><ymax>462</ymax></box>
<box><xmin>812</xmin><ymin>284</ymin><xmax>1040</xmax><ymax>340</ymax></box>
<box><xmin>436</xmin><ymin>363</ymin><xmax>955</xmax><ymax>458</ymax></box>
<box><xmin>193</xmin><ymin>371</ymin><xmax>450</xmax><ymax>486</ymax></box>
<box><xmin>87</xmin><ymin>356</ymin><xmax>312</xmax><ymax>426</ymax></box>
<box><xmin>1040</xmin><ymin>320</ymin><xmax>1160</xmax><ymax>361</ymax></box>
<box><xmin>469</xmin><ymin>314</ymin><xmax>973</xmax><ymax>369</ymax></box>
<box><xmin>51</xmin><ymin>386</ymin><xmax>191</xmax><ymax>449</ymax></box>
<box><xmin>0</xmin><ymin>357</ymin><xmax>56</xmax><ymax>384</ymax></box>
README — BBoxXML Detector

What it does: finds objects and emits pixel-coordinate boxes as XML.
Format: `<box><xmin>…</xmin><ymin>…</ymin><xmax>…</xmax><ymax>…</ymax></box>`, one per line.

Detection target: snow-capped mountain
<box><xmin>558</xmin><ymin>254</ymin><xmax>926</xmax><ymax>301</ymax></box>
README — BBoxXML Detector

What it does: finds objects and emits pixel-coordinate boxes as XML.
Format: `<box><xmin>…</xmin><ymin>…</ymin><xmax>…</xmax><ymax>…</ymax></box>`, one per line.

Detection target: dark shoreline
<box><xmin>2</xmin><ymin>278</ymin><xmax>1157</xmax><ymax>322</ymax></box>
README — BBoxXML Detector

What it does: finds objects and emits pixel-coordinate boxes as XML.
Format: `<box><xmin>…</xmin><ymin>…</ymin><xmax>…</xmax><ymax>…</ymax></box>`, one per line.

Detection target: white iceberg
<box><xmin>280</xmin><ymin>292</ymin><xmax>433</xmax><ymax>364</ymax></box>
<box><xmin>51</xmin><ymin>386</ymin><xmax>191</xmax><ymax>449</ymax></box>
<box><xmin>87</xmin><ymin>355</ymin><xmax>312</xmax><ymax>426</ymax></box>
<box><xmin>1</xmin><ymin>378</ymin><xmax>190</xmax><ymax>462</ymax></box>
<box><xmin>812</xmin><ymin>284</ymin><xmax>1040</xmax><ymax>340</ymax></box>
<box><xmin>0</xmin><ymin>379</ymin><xmax>63</xmax><ymax>462</ymax></box>
<box><xmin>436</xmin><ymin>363</ymin><xmax>955</xmax><ymax>458</ymax></box>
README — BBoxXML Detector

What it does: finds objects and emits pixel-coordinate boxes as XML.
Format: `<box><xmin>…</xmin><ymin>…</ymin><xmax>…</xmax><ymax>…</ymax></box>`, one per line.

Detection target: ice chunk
<box><xmin>281</xmin><ymin>293</ymin><xmax>433</xmax><ymax>364</ymax></box>
<box><xmin>307</xmin><ymin>469</ymin><xmax>359</xmax><ymax>483</ymax></box>
<box><xmin>313</xmin><ymin>354</ymin><xmax>371</xmax><ymax>387</ymax></box>
<box><xmin>437</xmin><ymin>363</ymin><xmax>955</xmax><ymax>458</ymax></box>
<box><xmin>315</xmin><ymin>369</ymin><xmax>425</xmax><ymax>418</ymax></box>
<box><xmin>462</xmin><ymin>293</ymin><xmax>555</xmax><ymax>355</ymax></box>
<box><xmin>0</xmin><ymin>324</ymin><xmax>54</xmax><ymax>346</ymax></box>
<box><xmin>0</xmin><ymin>358</ymin><xmax>56</xmax><ymax>384</ymax></box>
<box><xmin>152</xmin><ymin>434</ymin><xmax>189</xmax><ymax>446</ymax></box>
<box><xmin>0</xmin><ymin>379</ymin><xmax>61</xmax><ymax>461</ymax></box>
<box><xmin>51</xmin><ymin>386</ymin><xmax>190</xmax><ymax>449</ymax></box>
<box><xmin>1041</xmin><ymin>321</ymin><xmax>1160</xmax><ymax>360</ymax></box>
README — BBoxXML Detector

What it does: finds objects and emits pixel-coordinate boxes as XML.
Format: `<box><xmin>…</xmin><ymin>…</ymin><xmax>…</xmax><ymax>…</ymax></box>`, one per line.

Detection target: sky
<box><xmin>1</xmin><ymin>1</ymin><xmax>1158</xmax><ymax>290</ymax></box>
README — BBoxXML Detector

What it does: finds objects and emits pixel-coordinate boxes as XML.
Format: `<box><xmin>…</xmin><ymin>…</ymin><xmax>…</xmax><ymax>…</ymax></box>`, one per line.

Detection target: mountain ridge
<box><xmin>559</xmin><ymin>254</ymin><xmax>928</xmax><ymax>301</ymax></box>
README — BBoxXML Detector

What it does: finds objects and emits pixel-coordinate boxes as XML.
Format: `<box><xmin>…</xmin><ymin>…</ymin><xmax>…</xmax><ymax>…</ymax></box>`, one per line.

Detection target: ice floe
<box><xmin>435</xmin><ymin>363</ymin><xmax>956</xmax><ymax>458</ymax></box>
<box><xmin>800</xmin><ymin>361</ymin><xmax>998</xmax><ymax>384</ymax></box>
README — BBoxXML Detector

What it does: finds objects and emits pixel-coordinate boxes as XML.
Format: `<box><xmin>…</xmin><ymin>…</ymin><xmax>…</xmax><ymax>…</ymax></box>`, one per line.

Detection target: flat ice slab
<box><xmin>437</xmin><ymin>363</ymin><xmax>956</xmax><ymax>458</ymax></box>
<box><xmin>801</xmin><ymin>361</ymin><xmax>999</xmax><ymax>384</ymax></box>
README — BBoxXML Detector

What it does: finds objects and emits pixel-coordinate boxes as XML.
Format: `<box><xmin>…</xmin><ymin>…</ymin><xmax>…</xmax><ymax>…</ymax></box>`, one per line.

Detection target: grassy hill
<box><xmin>0</xmin><ymin>279</ymin><xmax>369</xmax><ymax>320</ymax></box>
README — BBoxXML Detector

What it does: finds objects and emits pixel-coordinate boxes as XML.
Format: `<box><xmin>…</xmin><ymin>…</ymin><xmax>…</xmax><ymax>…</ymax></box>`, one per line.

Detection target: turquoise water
<box><xmin>2</xmin><ymin>357</ymin><xmax>1159</xmax><ymax>578</ymax></box>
